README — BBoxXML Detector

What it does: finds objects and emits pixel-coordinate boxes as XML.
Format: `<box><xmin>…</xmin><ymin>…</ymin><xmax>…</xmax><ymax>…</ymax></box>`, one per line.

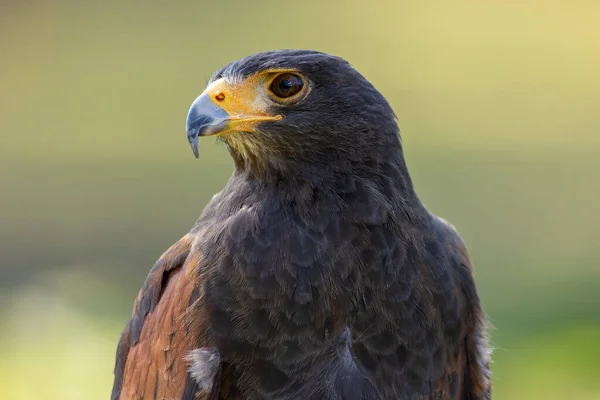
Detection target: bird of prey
<box><xmin>112</xmin><ymin>50</ymin><xmax>491</xmax><ymax>400</ymax></box>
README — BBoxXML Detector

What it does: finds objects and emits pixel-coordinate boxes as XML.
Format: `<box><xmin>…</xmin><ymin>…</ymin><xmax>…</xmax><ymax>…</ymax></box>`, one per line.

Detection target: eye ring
<box><xmin>269</xmin><ymin>73</ymin><xmax>305</xmax><ymax>99</ymax></box>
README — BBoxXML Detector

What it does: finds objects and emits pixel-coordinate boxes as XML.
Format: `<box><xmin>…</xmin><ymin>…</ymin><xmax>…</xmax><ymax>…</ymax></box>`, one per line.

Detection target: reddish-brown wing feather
<box><xmin>431</xmin><ymin>221</ymin><xmax>492</xmax><ymax>400</ymax></box>
<box><xmin>430</xmin><ymin>303</ymin><xmax>491</xmax><ymax>399</ymax></box>
<box><xmin>112</xmin><ymin>235</ymin><xmax>208</xmax><ymax>400</ymax></box>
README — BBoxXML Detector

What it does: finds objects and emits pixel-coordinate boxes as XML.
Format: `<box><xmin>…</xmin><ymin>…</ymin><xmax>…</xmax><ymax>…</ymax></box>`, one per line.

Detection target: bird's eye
<box><xmin>269</xmin><ymin>73</ymin><xmax>304</xmax><ymax>99</ymax></box>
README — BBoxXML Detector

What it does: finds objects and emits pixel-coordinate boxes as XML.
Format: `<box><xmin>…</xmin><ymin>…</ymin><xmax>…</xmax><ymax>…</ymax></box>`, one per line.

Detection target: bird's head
<box><xmin>186</xmin><ymin>50</ymin><xmax>402</xmax><ymax>180</ymax></box>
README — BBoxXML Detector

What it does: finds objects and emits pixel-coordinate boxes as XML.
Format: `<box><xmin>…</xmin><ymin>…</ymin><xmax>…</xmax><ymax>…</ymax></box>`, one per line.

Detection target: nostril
<box><xmin>215</xmin><ymin>93</ymin><xmax>225</xmax><ymax>102</ymax></box>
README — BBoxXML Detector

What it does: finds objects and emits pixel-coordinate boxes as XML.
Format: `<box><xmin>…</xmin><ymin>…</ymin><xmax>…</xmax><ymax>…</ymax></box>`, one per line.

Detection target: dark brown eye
<box><xmin>269</xmin><ymin>73</ymin><xmax>304</xmax><ymax>98</ymax></box>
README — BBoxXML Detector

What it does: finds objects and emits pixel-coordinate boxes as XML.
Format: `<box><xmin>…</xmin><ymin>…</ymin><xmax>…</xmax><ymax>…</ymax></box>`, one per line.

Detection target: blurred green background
<box><xmin>1</xmin><ymin>0</ymin><xmax>599</xmax><ymax>399</ymax></box>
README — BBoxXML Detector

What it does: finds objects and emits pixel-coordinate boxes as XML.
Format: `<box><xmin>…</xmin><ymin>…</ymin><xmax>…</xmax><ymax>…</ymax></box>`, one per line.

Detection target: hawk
<box><xmin>112</xmin><ymin>50</ymin><xmax>491</xmax><ymax>400</ymax></box>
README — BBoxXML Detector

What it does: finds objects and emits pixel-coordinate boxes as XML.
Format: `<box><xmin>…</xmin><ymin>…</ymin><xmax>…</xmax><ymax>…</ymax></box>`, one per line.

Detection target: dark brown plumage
<box><xmin>112</xmin><ymin>50</ymin><xmax>491</xmax><ymax>400</ymax></box>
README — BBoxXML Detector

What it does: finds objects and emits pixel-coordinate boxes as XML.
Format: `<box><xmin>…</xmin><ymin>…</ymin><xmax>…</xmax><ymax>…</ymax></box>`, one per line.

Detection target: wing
<box><xmin>348</xmin><ymin>215</ymin><xmax>491</xmax><ymax>399</ymax></box>
<box><xmin>430</xmin><ymin>316</ymin><xmax>491</xmax><ymax>400</ymax></box>
<box><xmin>111</xmin><ymin>234</ymin><xmax>216</xmax><ymax>400</ymax></box>
<box><xmin>429</xmin><ymin>218</ymin><xmax>491</xmax><ymax>399</ymax></box>
<box><xmin>433</xmin><ymin>218</ymin><xmax>491</xmax><ymax>399</ymax></box>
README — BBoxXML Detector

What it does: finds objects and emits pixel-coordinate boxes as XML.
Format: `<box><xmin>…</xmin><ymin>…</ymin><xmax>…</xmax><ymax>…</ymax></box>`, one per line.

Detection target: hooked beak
<box><xmin>185</xmin><ymin>93</ymin><xmax>230</xmax><ymax>158</ymax></box>
<box><xmin>184</xmin><ymin>77</ymin><xmax>283</xmax><ymax>159</ymax></box>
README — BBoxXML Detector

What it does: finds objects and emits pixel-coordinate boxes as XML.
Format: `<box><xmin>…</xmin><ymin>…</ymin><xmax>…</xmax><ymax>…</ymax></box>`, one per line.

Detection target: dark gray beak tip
<box><xmin>186</xmin><ymin>114</ymin><xmax>215</xmax><ymax>159</ymax></box>
<box><xmin>187</xmin><ymin>131</ymin><xmax>200</xmax><ymax>158</ymax></box>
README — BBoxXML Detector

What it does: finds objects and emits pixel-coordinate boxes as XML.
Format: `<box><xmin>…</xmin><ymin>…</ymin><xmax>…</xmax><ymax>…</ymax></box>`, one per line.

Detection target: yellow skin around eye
<box><xmin>200</xmin><ymin>70</ymin><xmax>309</xmax><ymax>135</ymax></box>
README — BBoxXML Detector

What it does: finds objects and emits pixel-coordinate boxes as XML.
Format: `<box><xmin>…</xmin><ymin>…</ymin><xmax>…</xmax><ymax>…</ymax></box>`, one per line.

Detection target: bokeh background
<box><xmin>1</xmin><ymin>1</ymin><xmax>599</xmax><ymax>399</ymax></box>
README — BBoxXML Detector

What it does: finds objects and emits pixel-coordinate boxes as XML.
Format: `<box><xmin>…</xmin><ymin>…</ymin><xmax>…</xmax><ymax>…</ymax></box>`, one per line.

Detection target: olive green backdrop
<box><xmin>1</xmin><ymin>1</ymin><xmax>599</xmax><ymax>399</ymax></box>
